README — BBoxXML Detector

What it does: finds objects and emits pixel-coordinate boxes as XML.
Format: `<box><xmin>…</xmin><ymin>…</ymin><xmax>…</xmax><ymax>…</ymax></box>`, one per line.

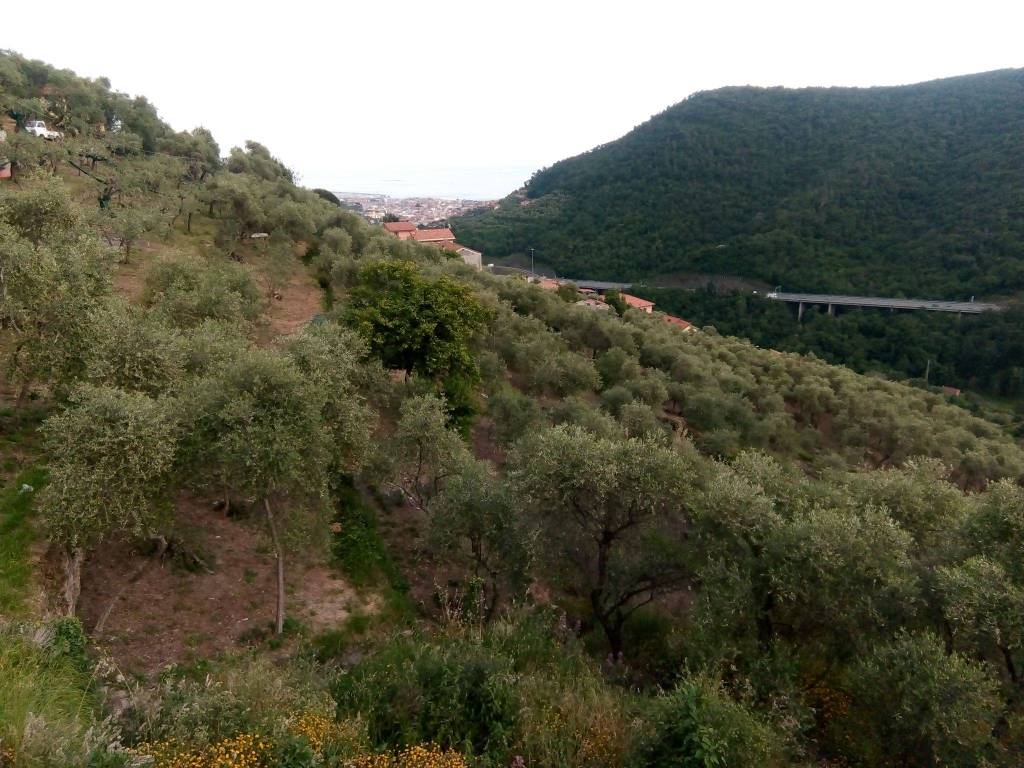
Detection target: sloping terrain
<box><xmin>453</xmin><ymin>69</ymin><xmax>1024</xmax><ymax>298</ymax></box>
<box><xmin>4</xmin><ymin>50</ymin><xmax>1024</xmax><ymax>768</ymax></box>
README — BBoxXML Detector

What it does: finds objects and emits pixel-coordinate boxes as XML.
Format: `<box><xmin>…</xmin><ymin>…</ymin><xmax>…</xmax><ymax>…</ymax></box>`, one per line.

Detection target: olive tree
<box><xmin>39</xmin><ymin>385</ymin><xmax>179</xmax><ymax>615</ymax></box>
<box><xmin>764</xmin><ymin>505</ymin><xmax>919</xmax><ymax>655</ymax></box>
<box><xmin>429</xmin><ymin>457</ymin><xmax>532</xmax><ymax>620</ymax></box>
<box><xmin>385</xmin><ymin>393</ymin><xmax>471</xmax><ymax>512</ymax></box>
<box><xmin>185</xmin><ymin>348</ymin><xmax>330</xmax><ymax>633</ymax></box>
<box><xmin>83</xmin><ymin>299</ymin><xmax>185</xmax><ymax>396</ymax></box>
<box><xmin>511</xmin><ymin>425</ymin><xmax>699</xmax><ymax>654</ymax></box>
<box><xmin>285</xmin><ymin>321</ymin><xmax>377</xmax><ymax>472</ymax></box>
<box><xmin>1</xmin><ymin>220</ymin><xmax>111</xmax><ymax>404</ymax></box>
<box><xmin>0</xmin><ymin>174</ymin><xmax>78</xmax><ymax>246</ymax></box>
<box><xmin>106</xmin><ymin>205</ymin><xmax>159</xmax><ymax>263</ymax></box>
<box><xmin>842</xmin><ymin>631</ymin><xmax>1001</xmax><ymax>767</ymax></box>
<box><xmin>143</xmin><ymin>253</ymin><xmax>262</xmax><ymax>328</ymax></box>
<box><xmin>937</xmin><ymin>556</ymin><xmax>1024</xmax><ymax>685</ymax></box>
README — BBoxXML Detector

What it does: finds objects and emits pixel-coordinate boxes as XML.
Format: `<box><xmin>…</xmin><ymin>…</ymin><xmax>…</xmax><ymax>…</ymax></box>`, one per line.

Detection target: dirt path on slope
<box><xmin>259</xmin><ymin>268</ymin><xmax>325</xmax><ymax>342</ymax></box>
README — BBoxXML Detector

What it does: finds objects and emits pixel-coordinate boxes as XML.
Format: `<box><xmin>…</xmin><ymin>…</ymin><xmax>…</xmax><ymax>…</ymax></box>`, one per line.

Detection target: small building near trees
<box><xmin>383</xmin><ymin>220</ymin><xmax>481</xmax><ymax>269</ymax></box>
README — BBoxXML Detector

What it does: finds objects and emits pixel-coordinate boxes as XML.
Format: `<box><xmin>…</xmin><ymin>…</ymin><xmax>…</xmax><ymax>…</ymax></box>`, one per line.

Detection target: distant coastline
<box><xmin>312</xmin><ymin>164</ymin><xmax>532</xmax><ymax>200</ymax></box>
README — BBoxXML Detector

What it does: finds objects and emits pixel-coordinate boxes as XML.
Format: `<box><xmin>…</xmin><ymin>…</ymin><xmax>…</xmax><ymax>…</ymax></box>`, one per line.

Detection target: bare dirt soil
<box><xmin>77</xmin><ymin>495</ymin><xmax>368</xmax><ymax>678</ymax></box>
<box><xmin>260</xmin><ymin>269</ymin><xmax>324</xmax><ymax>342</ymax></box>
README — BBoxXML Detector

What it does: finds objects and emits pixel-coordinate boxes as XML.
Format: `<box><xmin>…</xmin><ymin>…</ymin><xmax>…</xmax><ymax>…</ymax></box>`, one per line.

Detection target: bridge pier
<box><xmin>798</xmin><ymin>301</ymin><xmax>804</xmax><ymax>321</ymax></box>
<box><xmin>827</xmin><ymin>303</ymin><xmax>834</xmax><ymax>316</ymax></box>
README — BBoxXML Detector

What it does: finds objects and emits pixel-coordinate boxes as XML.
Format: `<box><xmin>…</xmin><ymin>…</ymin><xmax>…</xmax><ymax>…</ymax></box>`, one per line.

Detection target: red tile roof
<box><xmin>664</xmin><ymin>314</ymin><xmax>696</xmax><ymax>331</ymax></box>
<box><xmin>411</xmin><ymin>228</ymin><xmax>455</xmax><ymax>242</ymax></box>
<box><xmin>383</xmin><ymin>221</ymin><xmax>417</xmax><ymax>233</ymax></box>
<box><xmin>620</xmin><ymin>293</ymin><xmax>655</xmax><ymax>310</ymax></box>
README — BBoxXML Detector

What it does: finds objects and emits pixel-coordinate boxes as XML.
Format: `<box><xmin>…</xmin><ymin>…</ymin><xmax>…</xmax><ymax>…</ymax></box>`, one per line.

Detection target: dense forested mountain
<box><xmin>453</xmin><ymin>70</ymin><xmax>1024</xmax><ymax>298</ymax></box>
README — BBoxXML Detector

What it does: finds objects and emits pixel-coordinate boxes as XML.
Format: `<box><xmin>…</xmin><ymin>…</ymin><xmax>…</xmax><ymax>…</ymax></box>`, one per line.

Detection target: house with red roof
<box><xmin>620</xmin><ymin>293</ymin><xmax>655</xmax><ymax>313</ymax></box>
<box><xmin>382</xmin><ymin>220</ymin><xmax>481</xmax><ymax>269</ymax></box>
<box><xmin>663</xmin><ymin>314</ymin><xmax>696</xmax><ymax>332</ymax></box>
<box><xmin>411</xmin><ymin>228</ymin><xmax>456</xmax><ymax>246</ymax></box>
<box><xmin>383</xmin><ymin>221</ymin><xmax>418</xmax><ymax>239</ymax></box>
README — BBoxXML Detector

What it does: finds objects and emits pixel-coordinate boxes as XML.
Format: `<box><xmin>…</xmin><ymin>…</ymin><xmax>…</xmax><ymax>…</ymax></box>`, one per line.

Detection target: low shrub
<box><xmin>634</xmin><ymin>673</ymin><xmax>785</xmax><ymax>768</ymax></box>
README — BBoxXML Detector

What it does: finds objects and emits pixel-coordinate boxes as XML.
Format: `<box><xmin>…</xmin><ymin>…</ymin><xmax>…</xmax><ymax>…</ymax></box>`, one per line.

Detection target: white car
<box><xmin>24</xmin><ymin>120</ymin><xmax>62</xmax><ymax>140</ymax></box>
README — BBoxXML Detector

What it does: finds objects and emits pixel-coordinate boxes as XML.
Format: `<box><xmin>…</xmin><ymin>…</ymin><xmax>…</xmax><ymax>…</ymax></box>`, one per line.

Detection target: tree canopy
<box><xmin>453</xmin><ymin>69</ymin><xmax>1024</xmax><ymax>299</ymax></box>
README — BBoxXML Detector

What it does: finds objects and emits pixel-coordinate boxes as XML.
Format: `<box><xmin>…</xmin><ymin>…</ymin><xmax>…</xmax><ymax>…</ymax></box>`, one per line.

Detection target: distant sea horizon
<box><xmin>311</xmin><ymin>164</ymin><xmax>534</xmax><ymax>201</ymax></box>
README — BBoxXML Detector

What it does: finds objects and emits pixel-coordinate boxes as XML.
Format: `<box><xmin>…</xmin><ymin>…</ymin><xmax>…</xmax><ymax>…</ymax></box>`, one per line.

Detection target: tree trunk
<box><xmin>485</xmin><ymin>572</ymin><xmax>500</xmax><ymax>623</ymax></box>
<box><xmin>186</xmin><ymin>211</ymin><xmax>193</xmax><ymax>233</ymax></box>
<box><xmin>756</xmin><ymin>585</ymin><xmax>776</xmax><ymax>649</ymax></box>
<box><xmin>62</xmin><ymin>547</ymin><xmax>84</xmax><ymax>616</ymax></box>
<box><xmin>601</xmin><ymin>613</ymin><xmax>624</xmax><ymax>658</ymax></box>
<box><xmin>264</xmin><ymin>498</ymin><xmax>285</xmax><ymax>634</ymax></box>
<box><xmin>1001</xmin><ymin>645</ymin><xmax>1019</xmax><ymax>686</ymax></box>
<box><xmin>941</xmin><ymin>618</ymin><xmax>955</xmax><ymax>655</ymax></box>
<box><xmin>15</xmin><ymin>379</ymin><xmax>31</xmax><ymax>409</ymax></box>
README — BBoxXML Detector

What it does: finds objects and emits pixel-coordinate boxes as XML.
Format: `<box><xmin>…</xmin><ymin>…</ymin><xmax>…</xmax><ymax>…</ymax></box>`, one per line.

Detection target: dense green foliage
<box><xmin>5</xmin><ymin>51</ymin><xmax>1024</xmax><ymax>768</ymax></box>
<box><xmin>343</xmin><ymin>260</ymin><xmax>491</xmax><ymax>383</ymax></box>
<box><xmin>453</xmin><ymin>69</ymin><xmax>1024</xmax><ymax>298</ymax></box>
<box><xmin>638</xmin><ymin>286</ymin><xmax>1024</xmax><ymax>402</ymax></box>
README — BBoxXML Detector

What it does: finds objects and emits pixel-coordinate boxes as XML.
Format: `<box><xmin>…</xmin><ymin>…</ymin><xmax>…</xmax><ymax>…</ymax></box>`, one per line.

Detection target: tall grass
<box><xmin>0</xmin><ymin>625</ymin><xmax>115</xmax><ymax>766</ymax></box>
<box><xmin>0</xmin><ymin>468</ymin><xmax>47</xmax><ymax>617</ymax></box>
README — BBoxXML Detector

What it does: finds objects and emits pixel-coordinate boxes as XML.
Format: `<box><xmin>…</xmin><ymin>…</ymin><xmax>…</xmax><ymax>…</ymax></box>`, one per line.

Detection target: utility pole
<box><xmin>925</xmin><ymin>358</ymin><xmax>931</xmax><ymax>385</ymax></box>
<box><xmin>530</xmin><ymin>247</ymin><xmax>535</xmax><ymax>277</ymax></box>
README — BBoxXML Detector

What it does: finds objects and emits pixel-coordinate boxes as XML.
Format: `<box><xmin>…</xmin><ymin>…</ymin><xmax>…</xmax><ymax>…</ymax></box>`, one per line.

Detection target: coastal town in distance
<box><xmin>332</xmin><ymin>191</ymin><xmax>497</xmax><ymax>225</ymax></box>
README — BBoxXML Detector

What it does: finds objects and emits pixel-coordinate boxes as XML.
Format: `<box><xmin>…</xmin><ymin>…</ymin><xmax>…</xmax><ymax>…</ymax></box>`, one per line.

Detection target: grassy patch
<box><xmin>331</xmin><ymin>480</ymin><xmax>406</xmax><ymax>592</ymax></box>
<box><xmin>0</xmin><ymin>619</ymin><xmax>108</xmax><ymax>763</ymax></box>
<box><xmin>0</xmin><ymin>467</ymin><xmax>47</xmax><ymax>617</ymax></box>
<box><xmin>310</xmin><ymin>613</ymin><xmax>373</xmax><ymax>663</ymax></box>
<box><xmin>0</xmin><ymin>403</ymin><xmax>48</xmax><ymax>479</ymax></box>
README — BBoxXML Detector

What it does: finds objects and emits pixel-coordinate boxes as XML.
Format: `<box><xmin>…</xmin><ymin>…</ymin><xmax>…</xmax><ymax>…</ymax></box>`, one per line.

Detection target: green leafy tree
<box><xmin>937</xmin><ymin>556</ymin><xmax>1024</xmax><ymax>685</ymax></box>
<box><xmin>343</xmin><ymin>260</ymin><xmax>491</xmax><ymax>384</ymax></box>
<box><xmin>841</xmin><ymin>631</ymin><xmax>1002</xmax><ymax>767</ymax></box>
<box><xmin>385</xmin><ymin>394</ymin><xmax>471</xmax><ymax>512</ymax></box>
<box><xmin>429</xmin><ymin>457</ymin><xmax>532</xmax><ymax>620</ymax></box>
<box><xmin>603</xmin><ymin>290</ymin><xmax>627</xmax><ymax>316</ymax></box>
<box><xmin>511</xmin><ymin>425</ymin><xmax>699</xmax><ymax>654</ymax></box>
<box><xmin>39</xmin><ymin>385</ymin><xmax>179</xmax><ymax>615</ymax></box>
<box><xmin>185</xmin><ymin>348</ymin><xmax>330</xmax><ymax>633</ymax></box>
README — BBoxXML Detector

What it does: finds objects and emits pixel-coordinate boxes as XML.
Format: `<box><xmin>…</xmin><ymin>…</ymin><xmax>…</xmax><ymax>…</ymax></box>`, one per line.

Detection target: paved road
<box><xmin>764</xmin><ymin>292</ymin><xmax>1003</xmax><ymax>314</ymax></box>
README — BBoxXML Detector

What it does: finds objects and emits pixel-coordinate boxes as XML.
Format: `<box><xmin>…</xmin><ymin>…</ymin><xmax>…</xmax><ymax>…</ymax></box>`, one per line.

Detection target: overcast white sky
<box><xmin>7</xmin><ymin>0</ymin><xmax>1023</xmax><ymax>198</ymax></box>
